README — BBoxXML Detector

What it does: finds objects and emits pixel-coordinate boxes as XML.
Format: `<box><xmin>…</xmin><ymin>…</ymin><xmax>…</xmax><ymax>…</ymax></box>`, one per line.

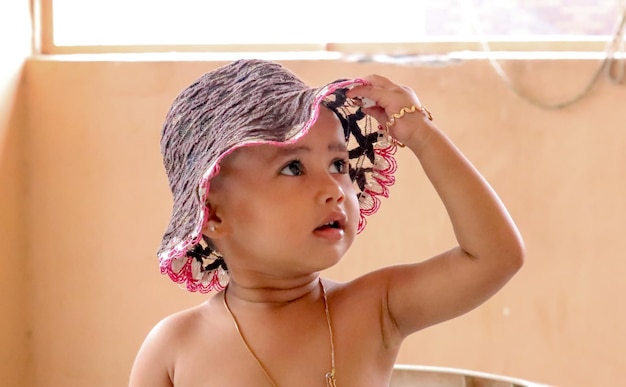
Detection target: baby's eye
<box><xmin>330</xmin><ymin>159</ymin><xmax>349</xmax><ymax>174</ymax></box>
<box><xmin>280</xmin><ymin>160</ymin><xmax>304</xmax><ymax>176</ymax></box>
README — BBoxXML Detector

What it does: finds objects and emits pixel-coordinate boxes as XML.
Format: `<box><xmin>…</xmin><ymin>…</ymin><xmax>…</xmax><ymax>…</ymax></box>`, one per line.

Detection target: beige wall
<box><xmin>0</xmin><ymin>1</ymin><xmax>31</xmax><ymax>387</ymax></box>
<box><xmin>18</xmin><ymin>57</ymin><xmax>625</xmax><ymax>387</ymax></box>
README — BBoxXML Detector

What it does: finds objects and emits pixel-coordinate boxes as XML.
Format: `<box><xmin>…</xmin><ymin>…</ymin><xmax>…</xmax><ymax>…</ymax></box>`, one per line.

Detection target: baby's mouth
<box><xmin>315</xmin><ymin>221</ymin><xmax>341</xmax><ymax>231</ymax></box>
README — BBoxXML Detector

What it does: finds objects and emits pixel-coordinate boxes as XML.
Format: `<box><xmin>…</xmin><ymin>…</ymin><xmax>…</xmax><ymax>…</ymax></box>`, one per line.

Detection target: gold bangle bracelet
<box><xmin>383</xmin><ymin>105</ymin><xmax>433</xmax><ymax>148</ymax></box>
<box><xmin>385</xmin><ymin>105</ymin><xmax>433</xmax><ymax>128</ymax></box>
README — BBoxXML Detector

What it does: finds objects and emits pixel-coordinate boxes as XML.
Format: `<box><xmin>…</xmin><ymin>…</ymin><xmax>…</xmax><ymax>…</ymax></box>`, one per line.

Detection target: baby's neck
<box><xmin>224</xmin><ymin>275</ymin><xmax>323</xmax><ymax>305</ymax></box>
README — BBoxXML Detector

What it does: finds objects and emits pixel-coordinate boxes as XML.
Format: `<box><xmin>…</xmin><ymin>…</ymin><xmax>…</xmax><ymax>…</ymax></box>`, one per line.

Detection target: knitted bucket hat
<box><xmin>158</xmin><ymin>59</ymin><xmax>398</xmax><ymax>293</ymax></box>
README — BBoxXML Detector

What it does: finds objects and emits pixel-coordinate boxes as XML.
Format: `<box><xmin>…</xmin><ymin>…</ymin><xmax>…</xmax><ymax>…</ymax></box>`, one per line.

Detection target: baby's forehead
<box><xmin>219</xmin><ymin>136</ymin><xmax>348</xmax><ymax>169</ymax></box>
<box><xmin>216</xmin><ymin>144</ymin><xmax>278</xmax><ymax>169</ymax></box>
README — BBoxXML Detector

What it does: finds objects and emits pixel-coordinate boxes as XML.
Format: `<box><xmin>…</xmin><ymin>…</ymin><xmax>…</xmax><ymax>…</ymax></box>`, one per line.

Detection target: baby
<box><xmin>129</xmin><ymin>59</ymin><xmax>524</xmax><ymax>387</ymax></box>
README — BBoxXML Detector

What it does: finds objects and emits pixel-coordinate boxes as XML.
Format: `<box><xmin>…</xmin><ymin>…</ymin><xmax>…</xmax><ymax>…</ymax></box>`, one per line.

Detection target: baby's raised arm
<box><xmin>347</xmin><ymin>75</ymin><xmax>525</xmax><ymax>339</ymax></box>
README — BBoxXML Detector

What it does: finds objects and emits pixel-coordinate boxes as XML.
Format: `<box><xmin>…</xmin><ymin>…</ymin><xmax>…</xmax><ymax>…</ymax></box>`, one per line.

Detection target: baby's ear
<box><xmin>202</xmin><ymin>203</ymin><xmax>226</xmax><ymax>238</ymax></box>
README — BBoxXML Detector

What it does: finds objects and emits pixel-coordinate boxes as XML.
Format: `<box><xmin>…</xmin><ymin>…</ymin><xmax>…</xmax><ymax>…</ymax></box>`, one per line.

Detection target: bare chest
<box><xmin>173</xmin><ymin>319</ymin><xmax>395</xmax><ymax>386</ymax></box>
<box><xmin>171</xmin><ymin>287</ymin><xmax>398</xmax><ymax>386</ymax></box>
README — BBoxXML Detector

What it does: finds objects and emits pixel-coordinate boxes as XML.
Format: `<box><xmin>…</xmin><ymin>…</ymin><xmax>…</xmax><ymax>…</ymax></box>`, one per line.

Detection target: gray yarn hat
<box><xmin>158</xmin><ymin>59</ymin><xmax>397</xmax><ymax>292</ymax></box>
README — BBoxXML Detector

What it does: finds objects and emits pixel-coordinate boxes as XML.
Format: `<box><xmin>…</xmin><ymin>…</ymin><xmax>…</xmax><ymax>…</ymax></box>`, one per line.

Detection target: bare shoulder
<box><xmin>129</xmin><ymin>299</ymin><xmax>218</xmax><ymax>387</ymax></box>
<box><xmin>325</xmin><ymin>268</ymin><xmax>405</xmax><ymax>349</ymax></box>
<box><xmin>330</xmin><ymin>267</ymin><xmax>394</xmax><ymax>299</ymax></box>
<box><xmin>327</xmin><ymin>265</ymin><xmax>404</xmax><ymax>317</ymax></box>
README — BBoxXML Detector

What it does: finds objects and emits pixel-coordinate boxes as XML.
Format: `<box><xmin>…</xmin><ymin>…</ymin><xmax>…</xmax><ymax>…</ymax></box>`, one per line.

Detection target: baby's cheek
<box><xmin>346</xmin><ymin>190</ymin><xmax>361</xmax><ymax>227</ymax></box>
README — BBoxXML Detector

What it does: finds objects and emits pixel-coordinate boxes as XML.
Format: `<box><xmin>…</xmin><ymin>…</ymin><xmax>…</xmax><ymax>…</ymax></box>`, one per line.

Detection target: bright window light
<box><xmin>52</xmin><ymin>0</ymin><xmax>621</xmax><ymax>47</ymax></box>
<box><xmin>52</xmin><ymin>0</ymin><xmax>428</xmax><ymax>46</ymax></box>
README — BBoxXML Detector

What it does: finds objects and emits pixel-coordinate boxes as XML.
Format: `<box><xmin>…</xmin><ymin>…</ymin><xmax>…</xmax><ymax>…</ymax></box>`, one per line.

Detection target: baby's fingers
<box><xmin>349</xmin><ymin>79</ymin><xmax>419</xmax><ymax>114</ymax></box>
<box><xmin>361</xmin><ymin>106</ymin><xmax>387</xmax><ymax>126</ymax></box>
<box><xmin>358</xmin><ymin>74</ymin><xmax>396</xmax><ymax>88</ymax></box>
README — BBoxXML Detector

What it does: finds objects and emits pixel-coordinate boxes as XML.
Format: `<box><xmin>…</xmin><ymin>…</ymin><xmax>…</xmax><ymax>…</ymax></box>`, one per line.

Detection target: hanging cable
<box><xmin>463</xmin><ymin>0</ymin><xmax>626</xmax><ymax>109</ymax></box>
<box><xmin>606</xmin><ymin>4</ymin><xmax>626</xmax><ymax>85</ymax></box>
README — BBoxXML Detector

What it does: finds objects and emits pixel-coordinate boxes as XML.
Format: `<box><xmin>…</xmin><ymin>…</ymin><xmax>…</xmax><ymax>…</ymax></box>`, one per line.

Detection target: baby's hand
<box><xmin>347</xmin><ymin>75</ymin><xmax>432</xmax><ymax>146</ymax></box>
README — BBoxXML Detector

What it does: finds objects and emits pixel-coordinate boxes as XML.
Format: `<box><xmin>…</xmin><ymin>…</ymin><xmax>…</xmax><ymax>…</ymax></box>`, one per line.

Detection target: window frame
<box><xmin>35</xmin><ymin>0</ymin><xmax>615</xmax><ymax>55</ymax></box>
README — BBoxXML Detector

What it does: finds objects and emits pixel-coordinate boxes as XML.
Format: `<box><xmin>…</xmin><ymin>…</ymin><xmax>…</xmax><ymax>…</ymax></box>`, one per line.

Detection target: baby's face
<box><xmin>207</xmin><ymin>107</ymin><xmax>360</xmax><ymax>277</ymax></box>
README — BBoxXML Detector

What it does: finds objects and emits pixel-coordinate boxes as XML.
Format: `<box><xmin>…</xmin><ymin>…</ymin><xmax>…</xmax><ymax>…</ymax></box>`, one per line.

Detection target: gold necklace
<box><xmin>222</xmin><ymin>279</ymin><xmax>337</xmax><ymax>387</ymax></box>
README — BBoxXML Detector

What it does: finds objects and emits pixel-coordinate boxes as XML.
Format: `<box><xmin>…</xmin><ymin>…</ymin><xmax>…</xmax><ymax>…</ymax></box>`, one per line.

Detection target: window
<box><xmin>40</xmin><ymin>0</ymin><xmax>625</xmax><ymax>54</ymax></box>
